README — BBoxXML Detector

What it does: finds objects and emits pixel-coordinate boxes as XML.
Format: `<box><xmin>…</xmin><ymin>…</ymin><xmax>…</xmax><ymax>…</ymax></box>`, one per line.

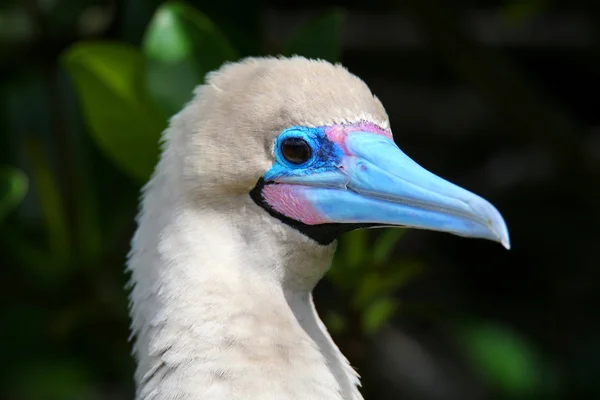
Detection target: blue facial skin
<box><xmin>261</xmin><ymin>126</ymin><xmax>510</xmax><ymax>249</ymax></box>
<box><xmin>264</xmin><ymin>126</ymin><xmax>343</xmax><ymax>182</ymax></box>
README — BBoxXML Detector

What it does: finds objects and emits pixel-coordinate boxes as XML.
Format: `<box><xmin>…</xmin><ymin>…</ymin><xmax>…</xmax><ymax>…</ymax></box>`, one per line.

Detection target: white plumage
<box><xmin>127</xmin><ymin>56</ymin><xmax>509</xmax><ymax>400</ymax></box>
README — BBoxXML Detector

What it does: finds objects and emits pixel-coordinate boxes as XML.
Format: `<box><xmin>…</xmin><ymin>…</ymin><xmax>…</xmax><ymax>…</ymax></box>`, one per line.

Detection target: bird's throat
<box><xmin>128</xmin><ymin>202</ymin><xmax>362</xmax><ymax>400</ymax></box>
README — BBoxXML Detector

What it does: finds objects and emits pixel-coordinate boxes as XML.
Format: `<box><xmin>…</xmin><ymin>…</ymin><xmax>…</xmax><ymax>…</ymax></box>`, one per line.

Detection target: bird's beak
<box><xmin>271</xmin><ymin>131</ymin><xmax>510</xmax><ymax>248</ymax></box>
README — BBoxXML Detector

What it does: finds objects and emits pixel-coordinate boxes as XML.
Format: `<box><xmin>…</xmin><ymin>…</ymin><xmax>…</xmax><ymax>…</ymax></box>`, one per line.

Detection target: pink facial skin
<box><xmin>325</xmin><ymin>121</ymin><xmax>392</xmax><ymax>155</ymax></box>
<box><xmin>262</xmin><ymin>121</ymin><xmax>391</xmax><ymax>225</ymax></box>
<box><xmin>262</xmin><ymin>184</ymin><xmax>329</xmax><ymax>225</ymax></box>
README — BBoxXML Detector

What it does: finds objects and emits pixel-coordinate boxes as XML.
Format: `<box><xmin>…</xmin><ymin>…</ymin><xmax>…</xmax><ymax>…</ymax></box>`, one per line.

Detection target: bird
<box><xmin>127</xmin><ymin>56</ymin><xmax>509</xmax><ymax>400</ymax></box>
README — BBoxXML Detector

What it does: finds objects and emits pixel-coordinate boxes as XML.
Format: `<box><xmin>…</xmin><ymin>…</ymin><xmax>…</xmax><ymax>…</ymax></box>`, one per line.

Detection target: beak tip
<box><xmin>468</xmin><ymin>197</ymin><xmax>510</xmax><ymax>250</ymax></box>
<box><xmin>494</xmin><ymin>218</ymin><xmax>511</xmax><ymax>250</ymax></box>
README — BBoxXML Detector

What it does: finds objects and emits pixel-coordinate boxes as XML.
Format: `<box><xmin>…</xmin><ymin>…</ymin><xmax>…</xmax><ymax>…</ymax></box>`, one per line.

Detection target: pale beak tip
<box><xmin>471</xmin><ymin>197</ymin><xmax>510</xmax><ymax>250</ymax></box>
<box><xmin>493</xmin><ymin>216</ymin><xmax>511</xmax><ymax>250</ymax></box>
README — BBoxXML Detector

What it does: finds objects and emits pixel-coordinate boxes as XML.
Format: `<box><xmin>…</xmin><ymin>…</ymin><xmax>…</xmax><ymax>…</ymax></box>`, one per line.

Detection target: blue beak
<box><xmin>272</xmin><ymin>131</ymin><xmax>510</xmax><ymax>248</ymax></box>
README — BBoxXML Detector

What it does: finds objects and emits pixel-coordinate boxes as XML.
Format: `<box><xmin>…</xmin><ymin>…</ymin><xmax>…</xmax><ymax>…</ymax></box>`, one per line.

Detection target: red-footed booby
<box><xmin>127</xmin><ymin>56</ymin><xmax>509</xmax><ymax>400</ymax></box>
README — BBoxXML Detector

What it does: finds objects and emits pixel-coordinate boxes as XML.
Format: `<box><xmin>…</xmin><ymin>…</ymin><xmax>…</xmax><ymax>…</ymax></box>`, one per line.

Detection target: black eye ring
<box><xmin>281</xmin><ymin>138</ymin><xmax>312</xmax><ymax>165</ymax></box>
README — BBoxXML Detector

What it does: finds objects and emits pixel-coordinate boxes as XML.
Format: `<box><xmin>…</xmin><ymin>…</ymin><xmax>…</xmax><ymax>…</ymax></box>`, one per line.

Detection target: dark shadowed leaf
<box><xmin>353</xmin><ymin>272</ymin><xmax>384</xmax><ymax>309</ymax></box>
<box><xmin>344</xmin><ymin>228</ymin><xmax>368</xmax><ymax>268</ymax></box>
<box><xmin>362</xmin><ymin>297</ymin><xmax>397</xmax><ymax>334</ymax></box>
<box><xmin>62</xmin><ymin>42</ymin><xmax>166</xmax><ymax>182</ymax></box>
<box><xmin>372</xmin><ymin>228</ymin><xmax>405</xmax><ymax>264</ymax></box>
<box><xmin>25</xmin><ymin>140</ymin><xmax>70</xmax><ymax>264</ymax></box>
<box><xmin>283</xmin><ymin>9</ymin><xmax>346</xmax><ymax>63</ymax></box>
<box><xmin>459</xmin><ymin>322</ymin><xmax>551</xmax><ymax>397</ymax></box>
<box><xmin>324</xmin><ymin>310</ymin><xmax>348</xmax><ymax>335</ymax></box>
<box><xmin>142</xmin><ymin>1</ymin><xmax>238</xmax><ymax>117</ymax></box>
<box><xmin>353</xmin><ymin>262</ymin><xmax>422</xmax><ymax>308</ymax></box>
<box><xmin>8</xmin><ymin>359</ymin><xmax>95</xmax><ymax>400</ymax></box>
<box><xmin>502</xmin><ymin>0</ymin><xmax>548</xmax><ymax>22</ymax></box>
<box><xmin>0</xmin><ymin>166</ymin><xmax>27</xmax><ymax>223</ymax></box>
<box><xmin>328</xmin><ymin>229</ymin><xmax>369</xmax><ymax>290</ymax></box>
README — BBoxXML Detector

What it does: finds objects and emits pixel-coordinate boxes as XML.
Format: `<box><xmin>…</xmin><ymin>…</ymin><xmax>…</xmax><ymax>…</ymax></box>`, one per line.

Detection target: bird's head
<box><xmin>170</xmin><ymin>56</ymin><xmax>509</xmax><ymax>249</ymax></box>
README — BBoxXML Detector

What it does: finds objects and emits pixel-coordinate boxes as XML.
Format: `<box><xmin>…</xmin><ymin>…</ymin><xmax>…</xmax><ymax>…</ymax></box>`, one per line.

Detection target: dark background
<box><xmin>1</xmin><ymin>0</ymin><xmax>598</xmax><ymax>399</ymax></box>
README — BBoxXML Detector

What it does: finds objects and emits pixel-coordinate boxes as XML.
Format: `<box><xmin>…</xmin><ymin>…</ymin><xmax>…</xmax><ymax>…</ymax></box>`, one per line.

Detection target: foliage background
<box><xmin>1</xmin><ymin>0</ymin><xmax>598</xmax><ymax>399</ymax></box>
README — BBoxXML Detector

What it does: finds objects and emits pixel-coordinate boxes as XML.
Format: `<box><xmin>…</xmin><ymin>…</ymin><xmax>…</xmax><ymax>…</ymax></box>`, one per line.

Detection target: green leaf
<box><xmin>26</xmin><ymin>140</ymin><xmax>70</xmax><ymax>264</ymax></box>
<box><xmin>386</xmin><ymin>261</ymin><xmax>423</xmax><ymax>288</ymax></box>
<box><xmin>324</xmin><ymin>310</ymin><xmax>348</xmax><ymax>335</ymax></box>
<box><xmin>353</xmin><ymin>272</ymin><xmax>384</xmax><ymax>309</ymax></box>
<box><xmin>142</xmin><ymin>1</ymin><xmax>239</xmax><ymax>117</ymax></box>
<box><xmin>0</xmin><ymin>166</ymin><xmax>28</xmax><ymax>223</ymax></box>
<box><xmin>502</xmin><ymin>0</ymin><xmax>548</xmax><ymax>23</ymax></box>
<box><xmin>0</xmin><ymin>226</ymin><xmax>61</xmax><ymax>287</ymax></box>
<box><xmin>8</xmin><ymin>359</ymin><xmax>95</xmax><ymax>400</ymax></box>
<box><xmin>372</xmin><ymin>228</ymin><xmax>405</xmax><ymax>264</ymax></box>
<box><xmin>62</xmin><ymin>41</ymin><xmax>166</xmax><ymax>182</ymax></box>
<box><xmin>328</xmin><ymin>228</ymin><xmax>369</xmax><ymax>289</ymax></box>
<box><xmin>353</xmin><ymin>262</ymin><xmax>422</xmax><ymax>309</ymax></box>
<box><xmin>344</xmin><ymin>228</ymin><xmax>368</xmax><ymax>268</ymax></box>
<box><xmin>459</xmin><ymin>322</ymin><xmax>546</xmax><ymax>397</ymax></box>
<box><xmin>362</xmin><ymin>297</ymin><xmax>398</xmax><ymax>334</ymax></box>
<box><xmin>283</xmin><ymin>9</ymin><xmax>346</xmax><ymax>63</ymax></box>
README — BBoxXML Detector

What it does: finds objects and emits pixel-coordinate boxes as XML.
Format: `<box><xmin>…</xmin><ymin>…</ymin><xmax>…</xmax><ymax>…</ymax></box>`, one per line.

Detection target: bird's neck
<box><xmin>127</xmin><ymin>178</ymin><xmax>362</xmax><ymax>400</ymax></box>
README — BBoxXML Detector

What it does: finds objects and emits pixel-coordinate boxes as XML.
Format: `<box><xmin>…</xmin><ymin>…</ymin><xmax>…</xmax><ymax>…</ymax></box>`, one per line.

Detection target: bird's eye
<box><xmin>281</xmin><ymin>138</ymin><xmax>312</xmax><ymax>164</ymax></box>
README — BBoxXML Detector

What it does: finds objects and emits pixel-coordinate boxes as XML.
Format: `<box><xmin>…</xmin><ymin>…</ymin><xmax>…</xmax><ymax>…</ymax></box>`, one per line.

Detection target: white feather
<box><xmin>127</xmin><ymin>56</ymin><xmax>391</xmax><ymax>400</ymax></box>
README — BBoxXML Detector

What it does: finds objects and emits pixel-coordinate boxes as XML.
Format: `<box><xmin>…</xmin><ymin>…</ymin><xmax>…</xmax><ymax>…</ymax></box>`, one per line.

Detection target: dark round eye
<box><xmin>281</xmin><ymin>138</ymin><xmax>312</xmax><ymax>164</ymax></box>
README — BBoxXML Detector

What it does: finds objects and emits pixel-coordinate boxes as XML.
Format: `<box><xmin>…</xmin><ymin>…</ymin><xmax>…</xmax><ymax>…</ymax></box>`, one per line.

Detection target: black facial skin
<box><xmin>249</xmin><ymin>178</ymin><xmax>378</xmax><ymax>245</ymax></box>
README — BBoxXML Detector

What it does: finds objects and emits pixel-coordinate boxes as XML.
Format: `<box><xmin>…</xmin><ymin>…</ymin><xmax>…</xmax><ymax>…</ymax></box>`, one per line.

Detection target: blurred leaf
<box><xmin>344</xmin><ymin>228</ymin><xmax>368</xmax><ymax>268</ymax></box>
<box><xmin>8</xmin><ymin>359</ymin><xmax>95</xmax><ymax>400</ymax></box>
<box><xmin>0</xmin><ymin>226</ymin><xmax>61</xmax><ymax>287</ymax></box>
<box><xmin>0</xmin><ymin>7</ymin><xmax>36</xmax><ymax>43</ymax></box>
<box><xmin>353</xmin><ymin>272</ymin><xmax>383</xmax><ymax>309</ymax></box>
<box><xmin>353</xmin><ymin>261</ymin><xmax>422</xmax><ymax>308</ymax></box>
<box><xmin>73</xmin><ymin>171</ymin><xmax>101</xmax><ymax>264</ymax></box>
<box><xmin>325</xmin><ymin>310</ymin><xmax>348</xmax><ymax>335</ymax></box>
<box><xmin>502</xmin><ymin>0</ymin><xmax>548</xmax><ymax>23</ymax></box>
<box><xmin>383</xmin><ymin>261</ymin><xmax>423</xmax><ymax>289</ymax></box>
<box><xmin>142</xmin><ymin>1</ymin><xmax>238</xmax><ymax>116</ymax></box>
<box><xmin>460</xmin><ymin>322</ymin><xmax>545</xmax><ymax>397</ymax></box>
<box><xmin>283</xmin><ymin>9</ymin><xmax>346</xmax><ymax>63</ymax></box>
<box><xmin>372</xmin><ymin>228</ymin><xmax>405</xmax><ymax>264</ymax></box>
<box><xmin>327</xmin><ymin>262</ymin><xmax>351</xmax><ymax>291</ymax></box>
<box><xmin>62</xmin><ymin>41</ymin><xmax>166</xmax><ymax>182</ymax></box>
<box><xmin>26</xmin><ymin>140</ymin><xmax>70</xmax><ymax>264</ymax></box>
<box><xmin>0</xmin><ymin>166</ymin><xmax>27</xmax><ymax>223</ymax></box>
<box><xmin>362</xmin><ymin>297</ymin><xmax>398</xmax><ymax>334</ymax></box>
<box><xmin>328</xmin><ymin>229</ymin><xmax>369</xmax><ymax>289</ymax></box>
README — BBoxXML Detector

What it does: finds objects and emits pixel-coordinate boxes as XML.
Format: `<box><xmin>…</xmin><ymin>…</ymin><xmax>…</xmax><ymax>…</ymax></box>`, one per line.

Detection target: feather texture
<box><xmin>127</xmin><ymin>56</ymin><xmax>391</xmax><ymax>399</ymax></box>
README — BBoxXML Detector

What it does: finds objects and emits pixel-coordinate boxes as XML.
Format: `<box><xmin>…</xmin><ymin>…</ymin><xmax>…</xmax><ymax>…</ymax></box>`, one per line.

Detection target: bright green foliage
<box><xmin>62</xmin><ymin>42</ymin><xmax>166</xmax><ymax>182</ymax></box>
<box><xmin>143</xmin><ymin>2</ymin><xmax>239</xmax><ymax>117</ymax></box>
<box><xmin>283</xmin><ymin>9</ymin><xmax>346</xmax><ymax>63</ymax></box>
<box><xmin>0</xmin><ymin>166</ymin><xmax>28</xmax><ymax>223</ymax></box>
